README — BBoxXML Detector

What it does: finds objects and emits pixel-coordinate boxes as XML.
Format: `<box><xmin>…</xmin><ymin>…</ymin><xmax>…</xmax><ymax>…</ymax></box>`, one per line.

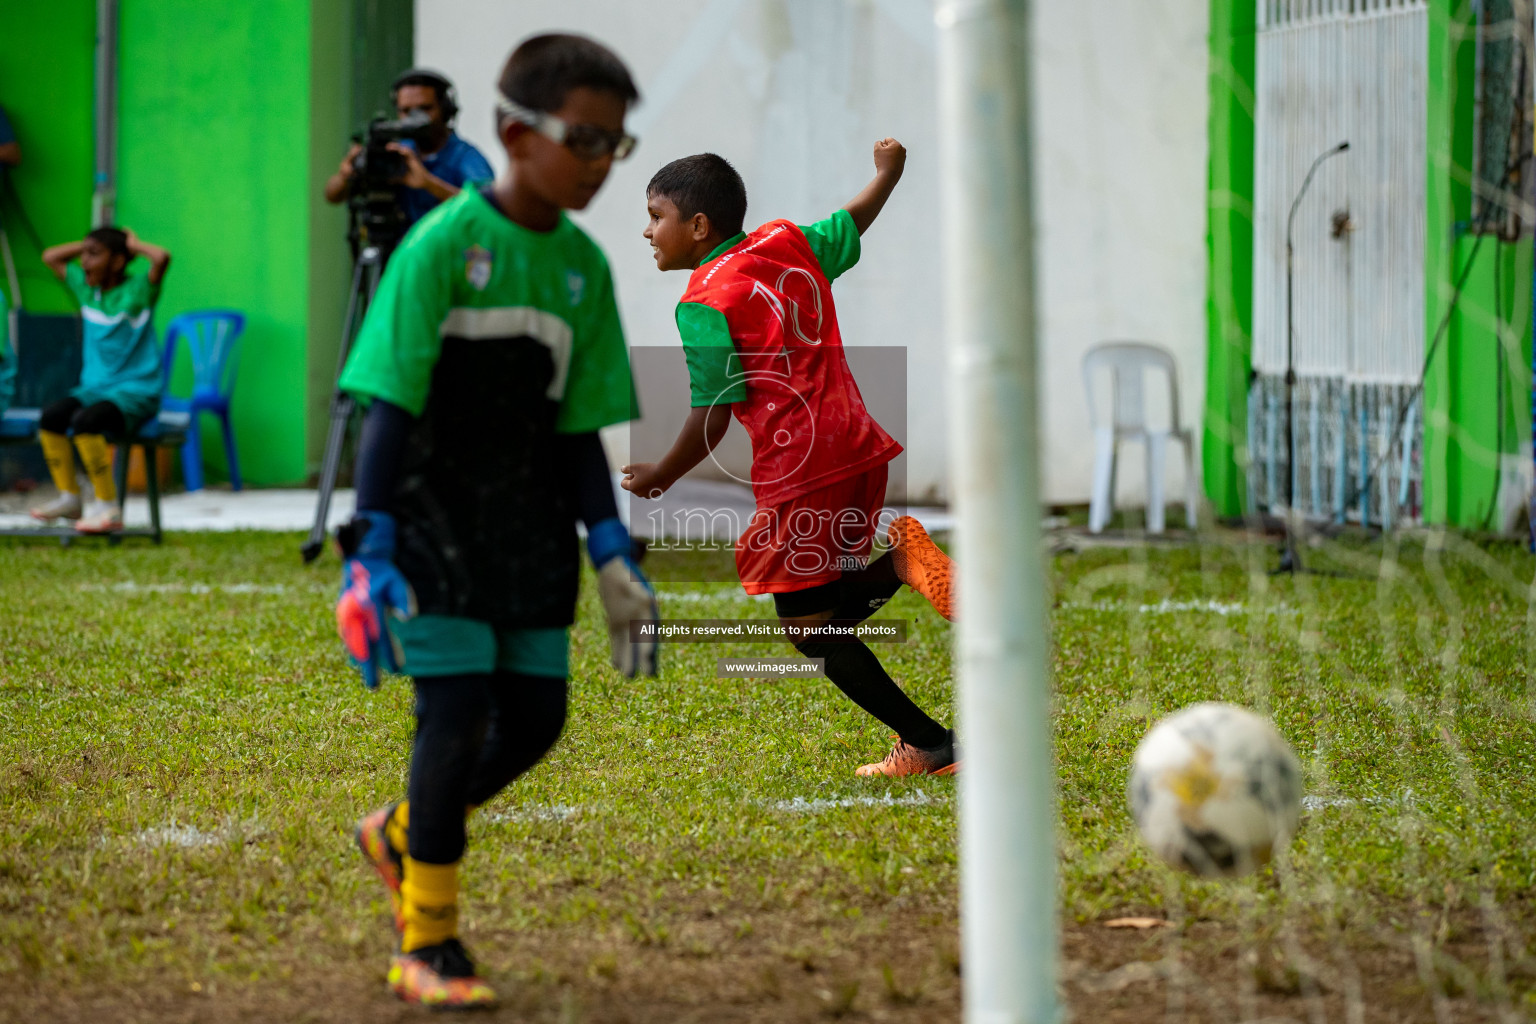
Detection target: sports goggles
<box><xmin>497</xmin><ymin>96</ymin><xmax>637</xmax><ymax>161</ymax></box>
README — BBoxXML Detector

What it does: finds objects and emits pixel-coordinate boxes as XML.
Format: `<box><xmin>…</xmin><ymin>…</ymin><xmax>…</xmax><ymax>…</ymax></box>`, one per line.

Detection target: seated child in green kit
<box><xmin>32</xmin><ymin>227</ymin><xmax>171</xmax><ymax>533</ymax></box>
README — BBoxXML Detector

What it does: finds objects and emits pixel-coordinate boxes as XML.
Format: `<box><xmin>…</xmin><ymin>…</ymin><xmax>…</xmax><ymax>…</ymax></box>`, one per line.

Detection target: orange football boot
<box><xmin>355</xmin><ymin>803</ymin><xmax>405</xmax><ymax>933</ymax></box>
<box><xmin>388</xmin><ymin>939</ymin><xmax>498</xmax><ymax>1009</ymax></box>
<box><xmin>888</xmin><ymin>516</ymin><xmax>956</xmax><ymax>621</ymax></box>
<box><xmin>855</xmin><ymin>732</ymin><xmax>961</xmax><ymax>777</ymax></box>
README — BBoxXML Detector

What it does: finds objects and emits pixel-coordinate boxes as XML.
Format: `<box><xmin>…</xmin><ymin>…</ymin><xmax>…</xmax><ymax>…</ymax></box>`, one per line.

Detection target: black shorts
<box><xmin>39</xmin><ymin>397</ymin><xmax>128</xmax><ymax>437</ymax></box>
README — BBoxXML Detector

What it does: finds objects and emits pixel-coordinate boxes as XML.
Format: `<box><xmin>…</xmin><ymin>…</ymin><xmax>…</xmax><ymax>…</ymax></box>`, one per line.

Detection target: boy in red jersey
<box><xmin>625</xmin><ymin>140</ymin><xmax>959</xmax><ymax>777</ymax></box>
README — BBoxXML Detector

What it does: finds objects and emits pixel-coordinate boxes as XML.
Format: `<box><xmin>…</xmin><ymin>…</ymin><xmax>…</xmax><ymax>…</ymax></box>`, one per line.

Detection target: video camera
<box><xmin>351</xmin><ymin>111</ymin><xmax>434</xmax><ymax>190</ymax></box>
<box><xmin>346</xmin><ymin>110</ymin><xmax>436</xmax><ymax>250</ymax></box>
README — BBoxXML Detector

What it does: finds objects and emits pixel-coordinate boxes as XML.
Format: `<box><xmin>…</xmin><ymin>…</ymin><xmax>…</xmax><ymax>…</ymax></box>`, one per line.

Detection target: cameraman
<box><xmin>324</xmin><ymin>69</ymin><xmax>493</xmax><ymax>225</ymax></box>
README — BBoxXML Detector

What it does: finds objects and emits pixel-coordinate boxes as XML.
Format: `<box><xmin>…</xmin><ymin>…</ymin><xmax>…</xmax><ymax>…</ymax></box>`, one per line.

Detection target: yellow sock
<box><xmin>386</xmin><ymin>801</ymin><xmax>410</xmax><ymax>857</ymax></box>
<box><xmin>390</xmin><ymin>801</ymin><xmax>478</xmax><ymax>854</ymax></box>
<box><xmin>400</xmin><ymin>857</ymin><xmax>458</xmax><ymax>953</ymax></box>
<box><xmin>74</xmin><ymin>434</ymin><xmax>117</xmax><ymax>504</ymax></box>
<box><xmin>39</xmin><ymin>431</ymin><xmax>79</xmax><ymax>495</ymax></box>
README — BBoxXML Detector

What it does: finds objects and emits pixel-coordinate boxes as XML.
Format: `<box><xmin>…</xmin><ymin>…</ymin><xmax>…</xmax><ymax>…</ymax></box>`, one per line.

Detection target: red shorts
<box><xmin>736</xmin><ymin>464</ymin><xmax>891</xmax><ymax>595</ymax></box>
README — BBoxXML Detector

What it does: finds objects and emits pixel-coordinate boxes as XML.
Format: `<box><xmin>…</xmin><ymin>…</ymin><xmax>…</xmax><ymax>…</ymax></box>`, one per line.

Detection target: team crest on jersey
<box><xmin>566</xmin><ymin>270</ymin><xmax>585</xmax><ymax>306</ymax></box>
<box><xmin>464</xmin><ymin>245</ymin><xmax>493</xmax><ymax>290</ymax></box>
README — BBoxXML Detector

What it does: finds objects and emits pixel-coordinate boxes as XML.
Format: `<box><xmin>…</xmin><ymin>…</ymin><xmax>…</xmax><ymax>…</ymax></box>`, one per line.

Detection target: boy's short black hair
<box><xmin>498</xmin><ymin>34</ymin><xmax>639</xmax><ymax>114</ymax></box>
<box><xmin>647</xmin><ymin>154</ymin><xmax>748</xmax><ymax>239</ymax></box>
<box><xmin>86</xmin><ymin>227</ymin><xmax>130</xmax><ymax>259</ymax></box>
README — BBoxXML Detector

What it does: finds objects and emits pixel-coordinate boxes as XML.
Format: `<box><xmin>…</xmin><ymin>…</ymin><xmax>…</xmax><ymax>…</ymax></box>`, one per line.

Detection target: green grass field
<box><xmin>1</xmin><ymin>529</ymin><xmax>1534</xmax><ymax>1022</ymax></box>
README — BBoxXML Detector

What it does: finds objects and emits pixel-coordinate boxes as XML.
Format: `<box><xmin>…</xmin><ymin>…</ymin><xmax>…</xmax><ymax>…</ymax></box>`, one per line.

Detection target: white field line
<box><xmin>480</xmin><ymin>804</ymin><xmax>581</xmax><ymax>824</ymax></box>
<box><xmin>1057</xmin><ymin>598</ymin><xmax>1297</xmax><ymax>617</ymax></box>
<box><xmin>131</xmin><ymin>824</ymin><xmax>226</xmax><ymax>847</ymax></box>
<box><xmin>765</xmin><ymin>792</ymin><xmax>948</xmax><ymax>814</ymax></box>
<box><xmin>661</xmin><ymin>593</ymin><xmax>1282</xmax><ymax>615</ymax></box>
<box><xmin>86</xmin><ymin>582</ymin><xmax>764</xmax><ymax>601</ymax></box>
<box><xmin>120</xmin><ymin>815</ymin><xmax>264</xmax><ymax>849</ymax></box>
<box><xmin>113</xmin><ymin>792</ymin><xmax>1389</xmax><ymax>847</ymax></box>
<box><xmin>775</xmin><ymin>791</ymin><xmax>1403</xmax><ymax>816</ymax></box>
<box><xmin>656</xmin><ymin>588</ymin><xmax>773</xmax><ymax>604</ymax></box>
<box><xmin>78</xmin><ymin>581</ymin><xmax>325</xmax><ymax>595</ymax></box>
<box><xmin>478</xmin><ymin>794</ymin><xmax>949</xmax><ymax>821</ymax></box>
<box><xmin>1301</xmin><ymin>791</ymin><xmax>1410</xmax><ymax>812</ymax></box>
<box><xmin>110</xmin><ymin>793</ymin><xmax>1400</xmax><ymax>850</ymax></box>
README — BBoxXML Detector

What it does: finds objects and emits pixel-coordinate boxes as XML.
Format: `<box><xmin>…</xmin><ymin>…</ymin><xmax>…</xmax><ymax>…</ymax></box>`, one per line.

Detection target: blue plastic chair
<box><xmin>159</xmin><ymin>310</ymin><xmax>247</xmax><ymax>492</ymax></box>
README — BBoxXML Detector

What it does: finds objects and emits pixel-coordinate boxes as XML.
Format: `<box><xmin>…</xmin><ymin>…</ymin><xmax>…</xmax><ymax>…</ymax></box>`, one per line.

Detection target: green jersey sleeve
<box><xmin>677</xmin><ymin>302</ymin><xmax>745</xmax><ymax>408</ymax></box>
<box><xmin>796</xmin><ymin>208</ymin><xmax>861</xmax><ymax>281</ymax></box>
<box><xmin>337</xmin><ymin>225</ymin><xmax>456</xmax><ymax>417</ymax></box>
<box><xmin>556</xmin><ymin>260</ymin><xmax>638</xmax><ymax>433</ymax></box>
<box><xmin>63</xmin><ymin>262</ymin><xmax>93</xmax><ymax>306</ymax></box>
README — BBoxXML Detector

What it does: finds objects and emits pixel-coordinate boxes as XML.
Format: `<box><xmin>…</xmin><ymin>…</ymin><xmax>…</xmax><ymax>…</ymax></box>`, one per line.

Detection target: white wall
<box><xmin>415</xmin><ymin>0</ymin><xmax>1208</xmax><ymax>507</ymax></box>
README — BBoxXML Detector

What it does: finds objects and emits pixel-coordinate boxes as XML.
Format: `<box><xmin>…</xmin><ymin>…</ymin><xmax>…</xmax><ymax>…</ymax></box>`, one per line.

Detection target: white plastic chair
<box><xmin>1082</xmin><ymin>341</ymin><xmax>1197</xmax><ymax>534</ymax></box>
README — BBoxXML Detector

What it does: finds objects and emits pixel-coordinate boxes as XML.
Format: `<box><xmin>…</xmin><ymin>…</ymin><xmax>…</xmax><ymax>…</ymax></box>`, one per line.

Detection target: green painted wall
<box><xmin>1423</xmin><ymin>0</ymin><xmax>1533</xmax><ymax>528</ymax></box>
<box><xmin>0</xmin><ymin>2</ymin><xmax>95</xmax><ymax>314</ymax></box>
<box><xmin>351</xmin><ymin>0</ymin><xmax>415</xmax><ymax>131</ymax></box>
<box><xmin>308</xmin><ymin>2</ymin><xmax>356</xmax><ymax>471</ymax></box>
<box><xmin>1202</xmin><ymin>0</ymin><xmax>1256</xmax><ymax>519</ymax></box>
<box><xmin>116</xmin><ymin>0</ymin><xmax>351</xmax><ymax>487</ymax></box>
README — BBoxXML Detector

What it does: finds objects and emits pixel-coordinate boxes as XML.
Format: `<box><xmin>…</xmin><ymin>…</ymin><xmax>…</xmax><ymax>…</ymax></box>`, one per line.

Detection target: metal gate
<box><xmin>1249</xmin><ymin>0</ymin><xmax>1427</xmax><ymax>526</ymax></box>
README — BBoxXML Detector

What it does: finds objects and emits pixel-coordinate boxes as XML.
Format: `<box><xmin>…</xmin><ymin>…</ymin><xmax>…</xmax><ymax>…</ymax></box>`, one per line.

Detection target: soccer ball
<box><xmin>1127</xmin><ymin>702</ymin><xmax>1303</xmax><ymax>878</ymax></box>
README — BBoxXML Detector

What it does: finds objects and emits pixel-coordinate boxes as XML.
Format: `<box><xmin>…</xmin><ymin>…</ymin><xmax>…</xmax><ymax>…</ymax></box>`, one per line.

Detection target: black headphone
<box><xmin>391</xmin><ymin>68</ymin><xmax>459</xmax><ymax>124</ymax></box>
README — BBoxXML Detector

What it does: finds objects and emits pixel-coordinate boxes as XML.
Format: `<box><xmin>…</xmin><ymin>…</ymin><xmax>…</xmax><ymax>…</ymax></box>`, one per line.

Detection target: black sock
<box><xmin>832</xmin><ymin>553</ymin><xmax>902</xmax><ymax>624</ymax></box>
<box><xmin>797</xmin><ymin>638</ymin><xmax>947</xmax><ymax>748</ymax></box>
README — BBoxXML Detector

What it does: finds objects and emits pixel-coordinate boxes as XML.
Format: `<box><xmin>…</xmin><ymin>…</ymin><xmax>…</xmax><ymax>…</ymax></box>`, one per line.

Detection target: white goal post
<box><xmin>936</xmin><ymin>1</ymin><xmax>1059</xmax><ymax>1022</ymax></box>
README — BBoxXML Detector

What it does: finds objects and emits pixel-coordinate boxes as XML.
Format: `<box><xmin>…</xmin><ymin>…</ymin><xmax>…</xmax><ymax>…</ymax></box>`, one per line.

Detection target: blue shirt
<box><xmin>396</xmin><ymin>131</ymin><xmax>493</xmax><ymax>225</ymax></box>
<box><xmin>65</xmin><ymin>263</ymin><xmax>163</xmax><ymax>421</ymax></box>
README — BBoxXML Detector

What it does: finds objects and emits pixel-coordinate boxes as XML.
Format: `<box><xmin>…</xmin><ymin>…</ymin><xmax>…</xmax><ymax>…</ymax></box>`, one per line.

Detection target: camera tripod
<box><xmin>300</xmin><ymin>233</ymin><xmax>393</xmax><ymax>563</ymax></box>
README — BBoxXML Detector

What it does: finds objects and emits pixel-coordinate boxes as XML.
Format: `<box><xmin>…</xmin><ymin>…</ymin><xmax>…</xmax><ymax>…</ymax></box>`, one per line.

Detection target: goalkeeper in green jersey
<box><xmin>332</xmin><ymin>34</ymin><xmax>656</xmax><ymax>1009</ymax></box>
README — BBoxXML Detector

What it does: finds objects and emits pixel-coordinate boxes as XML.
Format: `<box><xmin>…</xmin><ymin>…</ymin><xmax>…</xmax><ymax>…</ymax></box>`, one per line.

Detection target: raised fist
<box><xmin>873</xmin><ymin>137</ymin><xmax>906</xmax><ymax>177</ymax></box>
